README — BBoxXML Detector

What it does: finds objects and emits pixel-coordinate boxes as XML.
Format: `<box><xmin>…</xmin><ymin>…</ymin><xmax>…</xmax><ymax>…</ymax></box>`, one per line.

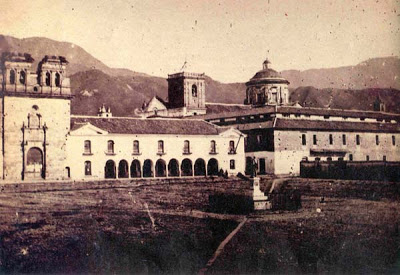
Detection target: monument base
<box><xmin>252</xmin><ymin>177</ymin><xmax>271</xmax><ymax>210</ymax></box>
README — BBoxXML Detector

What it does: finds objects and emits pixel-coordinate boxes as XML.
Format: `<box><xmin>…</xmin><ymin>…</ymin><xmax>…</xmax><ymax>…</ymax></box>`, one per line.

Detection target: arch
<box><xmin>192</xmin><ymin>84</ymin><xmax>198</xmax><ymax>97</ymax></box>
<box><xmin>168</xmin><ymin>159</ymin><xmax>180</xmax><ymax>177</ymax></box>
<box><xmin>194</xmin><ymin>158</ymin><xmax>206</xmax><ymax>176</ymax></box>
<box><xmin>207</xmin><ymin>158</ymin><xmax>219</xmax><ymax>176</ymax></box>
<box><xmin>155</xmin><ymin>159</ymin><xmax>167</xmax><ymax>177</ymax></box>
<box><xmin>9</xmin><ymin>70</ymin><xmax>15</xmax><ymax>84</ymax></box>
<box><xmin>20</xmin><ymin>70</ymin><xmax>26</xmax><ymax>84</ymax></box>
<box><xmin>55</xmin><ymin>72</ymin><xmax>61</xmax><ymax>87</ymax></box>
<box><xmin>118</xmin><ymin>160</ymin><xmax>129</xmax><ymax>178</ymax></box>
<box><xmin>26</xmin><ymin>147</ymin><xmax>44</xmax><ymax>179</ymax></box>
<box><xmin>27</xmin><ymin>147</ymin><xmax>43</xmax><ymax>165</ymax></box>
<box><xmin>130</xmin><ymin>160</ymin><xmax>141</xmax><ymax>178</ymax></box>
<box><xmin>143</xmin><ymin>159</ymin><xmax>154</xmax><ymax>177</ymax></box>
<box><xmin>181</xmin><ymin>158</ymin><xmax>193</xmax><ymax>176</ymax></box>
<box><xmin>105</xmin><ymin>160</ymin><xmax>116</xmax><ymax>179</ymax></box>
<box><xmin>45</xmin><ymin>72</ymin><xmax>51</xmax><ymax>86</ymax></box>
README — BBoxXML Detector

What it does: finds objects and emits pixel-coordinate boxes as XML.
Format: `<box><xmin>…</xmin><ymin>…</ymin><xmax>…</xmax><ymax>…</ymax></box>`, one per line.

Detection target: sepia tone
<box><xmin>0</xmin><ymin>0</ymin><xmax>400</xmax><ymax>274</ymax></box>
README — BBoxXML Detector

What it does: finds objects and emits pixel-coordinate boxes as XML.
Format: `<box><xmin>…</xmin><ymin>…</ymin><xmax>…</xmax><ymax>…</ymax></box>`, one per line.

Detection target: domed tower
<box><xmin>245</xmin><ymin>59</ymin><xmax>290</xmax><ymax>106</ymax></box>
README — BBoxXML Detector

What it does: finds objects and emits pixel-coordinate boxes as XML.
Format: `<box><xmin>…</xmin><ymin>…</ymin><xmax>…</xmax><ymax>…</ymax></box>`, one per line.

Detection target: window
<box><xmin>327</xmin><ymin>157</ymin><xmax>332</xmax><ymax>162</ymax></box>
<box><xmin>366</xmin><ymin>155</ymin><xmax>370</xmax><ymax>161</ymax></box>
<box><xmin>349</xmin><ymin>154</ymin><xmax>353</xmax><ymax>161</ymax></box>
<box><xmin>210</xmin><ymin>140</ymin><xmax>216</xmax><ymax>154</ymax></box>
<box><xmin>313</xmin><ymin>135</ymin><xmax>317</xmax><ymax>145</ymax></box>
<box><xmin>383</xmin><ymin>155</ymin><xmax>387</xmax><ymax>161</ymax></box>
<box><xmin>329</xmin><ymin>134</ymin><xmax>333</xmax><ymax>145</ymax></box>
<box><xmin>375</xmin><ymin>135</ymin><xmax>379</xmax><ymax>145</ymax></box>
<box><xmin>230</xmin><ymin>160</ymin><xmax>235</xmax><ymax>169</ymax></box>
<box><xmin>302</xmin><ymin>134</ymin><xmax>306</xmax><ymax>146</ymax></box>
<box><xmin>133</xmin><ymin>140</ymin><xmax>140</xmax><ymax>154</ymax></box>
<box><xmin>45</xmin><ymin>72</ymin><xmax>51</xmax><ymax>86</ymax></box>
<box><xmin>183</xmin><ymin>140</ymin><xmax>190</xmax><ymax>154</ymax></box>
<box><xmin>55</xmin><ymin>72</ymin><xmax>61</xmax><ymax>87</ymax></box>
<box><xmin>257</xmin><ymin>135</ymin><xmax>262</xmax><ymax>145</ymax></box>
<box><xmin>158</xmin><ymin>140</ymin><xmax>164</xmax><ymax>154</ymax></box>
<box><xmin>356</xmin><ymin>135</ymin><xmax>360</xmax><ymax>145</ymax></box>
<box><xmin>84</xmin><ymin>140</ymin><xmax>91</xmax><ymax>154</ymax></box>
<box><xmin>229</xmin><ymin>140</ymin><xmax>235</xmax><ymax>154</ymax></box>
<box><xmin>84</xmin><ymin>161</ymin><xmax>92</xmax><ymax>176</ymax></box>
<box><xmin>107</xmin><ymin>140</ymin><xmax>114</xmax><ymax>154</ymax></box>
<box><xmin>342</xmin><ymin>134</ymin><xmax>346</xmax><ymax>145</ymax></box>
<box><xmin>393</xmin><ymin>135</ymin><xmax>396</xmax><ymax>146</ymax></box>
<box><xmin>20</xmin><ymin>70</ymin><xmax>26</xmax><ymax>84</ymax></box>
<box><xmin>192</xmin><ymin>84</ymin><xmax>197</xmax><ymax>97</ymax></box>
<box><xmin>10</xmin><ymin>70</ymin><xmax>15</xmax><ymax>84</ymax></box>
<box><xmin>324</xmin><ymin>115</ymin><xmax>330</xmax><ymax>119</ymax></box>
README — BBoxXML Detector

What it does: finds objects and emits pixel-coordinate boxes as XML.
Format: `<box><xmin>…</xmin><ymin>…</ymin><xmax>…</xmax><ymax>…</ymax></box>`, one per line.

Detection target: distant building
<box><xmin>141</xmin><ymin>71</ymin><xmax>207</xmax><ymax>117</ymax></box>
<box><xmin>245</xmin><ymin>59</ymin><xmax>290</xmax><ymax>106</ymax></box>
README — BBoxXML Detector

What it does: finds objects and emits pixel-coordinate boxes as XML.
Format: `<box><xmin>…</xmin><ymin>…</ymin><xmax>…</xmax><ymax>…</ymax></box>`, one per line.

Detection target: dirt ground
<box><xmin>0</xmin><ymin>178</ymin><xmax>399</xmax><ymax>274</ymax></box>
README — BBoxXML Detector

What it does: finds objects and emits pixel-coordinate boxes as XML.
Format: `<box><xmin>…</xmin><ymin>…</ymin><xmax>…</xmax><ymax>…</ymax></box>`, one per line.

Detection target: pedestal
<box><xmin>253</xmin><ymin>177</ymin><xmax>271</xmax><ymax>210</ymax></box>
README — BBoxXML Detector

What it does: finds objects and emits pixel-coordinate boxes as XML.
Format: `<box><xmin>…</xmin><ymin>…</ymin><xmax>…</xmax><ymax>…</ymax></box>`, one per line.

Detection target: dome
<box><xmin>251</xmin><ymin>68</ymin><xmax>282</xmax><ymax>80</ymax></box>
<box><xmin>246</xmin><ymin>59</ymin><xmax>289</xmax><ymax>85</ymax></box>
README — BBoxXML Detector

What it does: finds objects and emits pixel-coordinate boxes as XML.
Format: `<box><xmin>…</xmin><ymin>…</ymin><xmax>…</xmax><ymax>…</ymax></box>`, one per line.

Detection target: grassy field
<box><xmin>0</xmin><ymin>178</ymin><xmax>399</xmax><ymax>274</ymax></box>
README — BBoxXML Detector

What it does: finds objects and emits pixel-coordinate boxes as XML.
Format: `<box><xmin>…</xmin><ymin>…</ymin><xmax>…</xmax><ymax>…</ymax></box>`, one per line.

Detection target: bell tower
<box><xmin>167</xmin><ymin>71</ymin><xmax>206</xmax><ymax>116</ymax></box>
<box><xmin>0</xmin><ymin>53</ymin><xmax>71</xmax><ymax>181</ymax></box>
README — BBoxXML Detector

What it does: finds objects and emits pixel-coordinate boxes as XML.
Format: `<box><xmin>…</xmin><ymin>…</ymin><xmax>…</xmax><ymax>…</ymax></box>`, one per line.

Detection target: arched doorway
<box><xmin>168</xmin><ymin>159</ymin><xmax>180</xmax><ymax>177</ymax></box>
<box><xmin>26</xmin><ymin>147</ymin><xmax>44</xmax><ymax>179</ymax></box>
<box><xmin>194</xmin><ymin>158</ymin><xmax>206</xmax><ymax>176</ymax></box>
<box><xmin>181</xmin><ymin>158</ymin><xmax>193</xmax><ymax>176</ymax></box>
<box><xmin>143</xmin><ymin>159</ymin><xmax>154</xmax><ymax>177</ymax></box>
<box><xmin>155</xmin><ymin>159</ymin><xmax>166</xmax><ymax>177</ymax></box>
<box><xmin>105</xmin><ymin>160</ymin><xmax>116</xmax><ymax>179</ymax></box>
<box><xmin>118</xmin><ymin>160</ymin><xmax>129</xmax><ymax>178</ymax></box>
<box><xmin>207</xmin><ymin>158</ymin><xmax>219</xmax><ymax>176</ymax></box>
<box><xmin>130</xmin><ymin>160</ymin><xmax>141</xmax><ymax>178</ymax></box>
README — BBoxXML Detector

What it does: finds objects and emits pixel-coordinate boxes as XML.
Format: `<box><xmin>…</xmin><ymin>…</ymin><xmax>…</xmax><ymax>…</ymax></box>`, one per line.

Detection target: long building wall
<box><xmin>66</xmin><ymin>133</ymin><xmax>245</xmax><ymax>180</ymax></box>
<box><xmin>274</xmin><ymin>130</ymin><xmax>400</xmax><ymax>175</ymax></box>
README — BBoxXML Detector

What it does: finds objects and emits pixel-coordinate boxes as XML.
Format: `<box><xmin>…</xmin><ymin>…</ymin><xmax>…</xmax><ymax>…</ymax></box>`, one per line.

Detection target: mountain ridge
<box><xmin>1</xmin><ymin>34</ymin><xmax>399</xmax><ymax>116</ymax></box>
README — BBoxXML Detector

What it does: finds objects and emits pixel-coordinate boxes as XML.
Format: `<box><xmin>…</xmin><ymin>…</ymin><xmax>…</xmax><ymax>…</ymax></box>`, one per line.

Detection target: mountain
<box><xmin>282</xmin><ymin>57</ymin><xmax>400</xmax><ymax>90</ymax></box>
<box><xmin>0</xmin><ymin>35</ymin><xmax>146</xmax><ymax>77</ymax></box>
<box><xmin>290</xmin><ymin>86</ymin><xmax>400</xmax><ymax>114</ymax></box>
<box><xmin>1</xmin><ymin>35</ymin><xmax>400</xmax><ymax>115</ymax></box>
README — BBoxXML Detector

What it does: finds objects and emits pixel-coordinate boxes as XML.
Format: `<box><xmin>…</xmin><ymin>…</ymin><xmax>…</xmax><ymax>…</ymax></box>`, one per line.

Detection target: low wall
<box><xmin>300</xmin><ymin>161</ymin><xmax>400</xmax><ymax>182</ymax></box>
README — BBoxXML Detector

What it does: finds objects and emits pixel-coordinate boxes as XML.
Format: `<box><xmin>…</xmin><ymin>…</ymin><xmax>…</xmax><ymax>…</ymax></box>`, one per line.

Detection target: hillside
<box><xmin>290</xmin><ymin>86</ymin><xmax>400</xmax><ymax>114</ymax></box>
<box><xmin>0</xmin><ymin>35</ymin><xmax>146</xmax><ymax>77</ymax></box>
<box><xmin>1</xmin><ymin>35</ymin><xmax>400</xmax><ymax>115</ymax></box>
<box><xmin>282</xmin><ymin>57</ymin><xmax>400</xmax><ymax>90</ymax></box>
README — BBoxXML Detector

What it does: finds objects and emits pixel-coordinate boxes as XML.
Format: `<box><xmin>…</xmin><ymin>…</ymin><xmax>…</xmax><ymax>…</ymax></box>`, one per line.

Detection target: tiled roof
<box><xmin>200</xmin><ymin>105</ymin><xmax>400</xmax><ymax>121</ymax></box>
<box><xmin>235</xmin><ymin>121</ymin><xmax>274</xmax><ymax>131</ymax></box>
<box><xmin>201</xmin><ymin>105</ymin><xmax>275</xmax><ymax>120</ymax></box>
<box><xmin>274</xmin><ymin>118</ymin><xmax>400</xmax><ymax>133</ymax></box>
<box><xmin>277</xmin><ymin>106</ymin><xmax>400</xmax><ymax>120</ymax></box>
<box><xmin>70</xmin><ymin>116</ymin><xmax>222</xmax><ymax>135</ymax></box>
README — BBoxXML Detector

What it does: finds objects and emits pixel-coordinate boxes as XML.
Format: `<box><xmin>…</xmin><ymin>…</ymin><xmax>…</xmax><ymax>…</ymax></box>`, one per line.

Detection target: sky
<box><xmin>1</xmin><ymin>0</ymin><xmax>399</xmax><ymax>82</ymax></box>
